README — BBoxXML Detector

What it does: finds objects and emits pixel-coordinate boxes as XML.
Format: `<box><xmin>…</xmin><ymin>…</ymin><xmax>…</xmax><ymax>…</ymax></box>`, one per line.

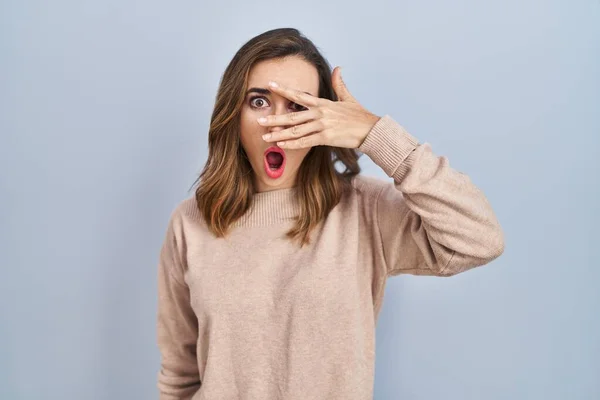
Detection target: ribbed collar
<box><xmin>232</xmin><ymin>186</ymin><xmax>300</xmax><ymax>227</ymax></box>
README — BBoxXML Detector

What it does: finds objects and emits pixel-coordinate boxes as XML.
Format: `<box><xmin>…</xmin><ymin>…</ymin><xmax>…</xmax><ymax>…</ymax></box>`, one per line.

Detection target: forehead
<box><xmin>247</xmin><ymin>56</ymin><xmax>320</xmax><ymax>96</ymax></box>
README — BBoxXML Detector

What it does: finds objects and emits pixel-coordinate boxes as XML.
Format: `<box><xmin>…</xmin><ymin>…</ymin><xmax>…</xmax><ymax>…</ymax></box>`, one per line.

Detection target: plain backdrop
<box><xmin>1</xmin><ymin>1</ymin><xmax>598</xmax><ymax>399</ymax></box>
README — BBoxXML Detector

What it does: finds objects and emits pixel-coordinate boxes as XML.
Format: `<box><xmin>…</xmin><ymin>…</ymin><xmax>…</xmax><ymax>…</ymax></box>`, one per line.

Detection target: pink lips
<box><xmin>263</xmin><ymin>146</ymin><xmax>286</xmax><ymax>179</ymax></box>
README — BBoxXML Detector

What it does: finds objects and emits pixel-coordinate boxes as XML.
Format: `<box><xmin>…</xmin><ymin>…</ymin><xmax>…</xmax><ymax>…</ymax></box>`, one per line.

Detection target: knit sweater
<box><xmin>156</xmin><ymin>115</ymin><xmax>504</xmax><ymax>399</ymax></box>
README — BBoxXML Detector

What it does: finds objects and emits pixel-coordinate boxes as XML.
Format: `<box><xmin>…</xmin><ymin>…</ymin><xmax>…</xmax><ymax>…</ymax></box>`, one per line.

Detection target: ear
<box><xmin>332</xmin><ymin>66</ymin><xmax>356</xmax><ymax>103</ymax></box>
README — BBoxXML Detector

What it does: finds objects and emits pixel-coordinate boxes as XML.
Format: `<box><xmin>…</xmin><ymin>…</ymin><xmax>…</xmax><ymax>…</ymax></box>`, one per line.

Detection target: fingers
<box><xmin>257</xmin><ymin>108</ymin><xmax>320</xmax><ymax>128</ymax></box>
<box><xmin>262</xmin><ymin>119</ymin><xmax>324</xmax><ymax>143</ymax></box>
<box><xmin>276</xmin><ymin>132</ymin><xmax>324</xmax><ymax>149</ymax></box>
<box><xmin>332</xmin><ymin>66</ymin><xmax>355</xmax><ymax>103</ymax></box>
<box><xmin>267</xmin><ymin>81</ymin><xmax>322</xmax><ymax>108</ymax></box>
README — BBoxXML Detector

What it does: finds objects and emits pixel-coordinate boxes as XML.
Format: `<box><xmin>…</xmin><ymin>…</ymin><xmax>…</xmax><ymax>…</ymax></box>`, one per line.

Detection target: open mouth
<box><xmin>266</xmin><ymin>152</ymin><xmax>283</xmax><ymax>170</ymax></box>
<box><xmin>263</xmin><ymin>146</ymin><xmax>286</xmax><ymax>179</ymax></box>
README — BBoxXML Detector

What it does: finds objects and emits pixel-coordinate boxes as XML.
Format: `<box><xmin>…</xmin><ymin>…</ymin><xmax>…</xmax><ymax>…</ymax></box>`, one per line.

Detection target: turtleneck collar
<box><xmin>232</xmin><ymin>186</ymin><xmax>300</xmax><ymax>227</ymax></box>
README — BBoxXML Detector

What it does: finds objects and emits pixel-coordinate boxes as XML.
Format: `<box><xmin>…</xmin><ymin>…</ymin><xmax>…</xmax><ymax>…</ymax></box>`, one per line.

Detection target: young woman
<box><xmin>156</xmin><ymin>27</ymin><xmax>504</xmax><ymax>399</ymax></box>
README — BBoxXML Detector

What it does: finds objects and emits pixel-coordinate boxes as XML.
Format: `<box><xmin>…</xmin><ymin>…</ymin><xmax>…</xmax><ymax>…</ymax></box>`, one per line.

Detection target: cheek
<box><xmin>239</xmin><ymin>114</ymin><xmax>265</xmax><ymax>160</ymax></box>
<box><xmin>286</xmin><ymin>149</ymin><xmax>311</xmax><ymax>167</ymax></box>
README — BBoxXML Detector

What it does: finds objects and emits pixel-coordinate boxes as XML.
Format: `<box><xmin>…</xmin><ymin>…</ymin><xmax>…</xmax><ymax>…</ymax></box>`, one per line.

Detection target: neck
<box><xmin>232</xmin><ymin>185</ymin><xmax>300</xmax><ymax>227</ymax></box>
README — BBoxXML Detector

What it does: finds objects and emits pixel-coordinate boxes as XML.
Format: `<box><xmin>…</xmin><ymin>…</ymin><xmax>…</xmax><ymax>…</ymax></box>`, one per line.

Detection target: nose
<box><xmin>268</xmin><ymin>104</ymin><xmax>291</xmax><ymax>133</ymax></box>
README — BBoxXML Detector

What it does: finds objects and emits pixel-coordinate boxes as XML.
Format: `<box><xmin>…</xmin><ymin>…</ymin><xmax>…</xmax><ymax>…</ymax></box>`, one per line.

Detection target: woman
<box><xmin>156</xmin><ymin>27</ymin><xmax>504</xmax><ymax>399</ymax></box>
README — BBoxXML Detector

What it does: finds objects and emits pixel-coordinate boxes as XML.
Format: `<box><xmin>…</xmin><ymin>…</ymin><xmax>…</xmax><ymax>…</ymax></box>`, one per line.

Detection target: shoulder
<box><xmin>349</xmin><ymin>174</ymin><xmax>393</xmax><ymax>200</ymax></box>
<box><xmin>171</xmin><ymin>195</ymin><xmax>200</xmax><ymax>219</ymax></box>
<box><xmin>165</xmin><ymin>195</ymin><xmax>206</xmax><ymax>235</ymax></box>
<box><xmin>347</xmin><ymin>174</ymin><xmax>407</xmax><ymax>216</ymax></box>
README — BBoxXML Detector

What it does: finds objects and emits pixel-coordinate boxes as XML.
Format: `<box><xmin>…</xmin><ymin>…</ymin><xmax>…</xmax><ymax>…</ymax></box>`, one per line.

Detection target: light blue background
<box><xmin>1</xmin><ymin>1</ymin><xmax>598</xmax><ymax>399</ymax></box>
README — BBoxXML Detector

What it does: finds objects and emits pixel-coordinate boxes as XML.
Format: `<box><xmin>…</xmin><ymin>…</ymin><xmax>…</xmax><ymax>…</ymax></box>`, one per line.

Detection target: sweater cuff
<box><xmin>358</xmin><ymin>114</ymin><xmax>419</xmax><ymax>181</ymax></box>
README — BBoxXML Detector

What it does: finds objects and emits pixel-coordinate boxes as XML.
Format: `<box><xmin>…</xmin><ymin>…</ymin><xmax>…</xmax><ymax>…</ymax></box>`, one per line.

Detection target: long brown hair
<box><xmin>193</xmin><ymin>28</ymin><xmax>361</xmax><ymax>246</ymax></box>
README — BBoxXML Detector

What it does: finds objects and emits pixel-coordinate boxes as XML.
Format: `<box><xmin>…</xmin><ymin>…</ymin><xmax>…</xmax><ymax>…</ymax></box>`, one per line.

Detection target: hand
<box><xmin>258</xmin><ymin>67</ymin><xmax>380</xmax><ymax>149</ymax></box>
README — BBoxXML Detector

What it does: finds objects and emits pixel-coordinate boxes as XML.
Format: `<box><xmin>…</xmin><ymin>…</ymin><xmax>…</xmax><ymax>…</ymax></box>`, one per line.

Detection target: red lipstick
<box><xmin>263</xmin><ymin>146</ymin><xmax>286</xmax><ymax>179</ymax></box>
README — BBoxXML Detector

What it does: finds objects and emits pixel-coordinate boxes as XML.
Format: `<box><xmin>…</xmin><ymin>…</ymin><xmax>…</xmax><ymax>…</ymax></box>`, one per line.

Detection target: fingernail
<box><xmin>268</xmin><ymin>81</ymin><xmax>278</xmax><ymax>88</ymax></box>
<box><xmin>277</xmin><ymin>141</ymin><xmax>285</xmax><ymax>147</ymax></box>
<box><xmin>258</xmin><ymin>117</ymin><xmax>267</xmax><ymax>124</ymax></box>
<box><xmin>262</xmin><ymin>134</ymin><xmax>271</xmax><ymax>140</ymax></box>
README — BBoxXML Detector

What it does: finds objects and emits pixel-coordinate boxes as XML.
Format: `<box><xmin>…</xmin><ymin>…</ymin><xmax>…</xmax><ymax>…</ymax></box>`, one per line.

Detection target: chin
<box><xmin>261</xmin><ymin>176</ymin><xmax>290</xmax><ymax>190</ymax></box>
<box><xmin>255</xmin><ymin>170</ymin><xmax>294</xmax><ymax>192</ymax></box>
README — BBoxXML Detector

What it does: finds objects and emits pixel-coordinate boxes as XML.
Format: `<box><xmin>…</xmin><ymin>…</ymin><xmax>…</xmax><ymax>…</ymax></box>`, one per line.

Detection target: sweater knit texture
<box><xmin>156</xmin><ymin>115</ymin><xmax>505</xmax><ymax>399</ymax></box>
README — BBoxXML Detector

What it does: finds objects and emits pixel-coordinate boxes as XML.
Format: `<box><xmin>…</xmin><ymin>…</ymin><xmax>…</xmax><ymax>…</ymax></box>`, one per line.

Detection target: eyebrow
<box><xmin>246</xmin><ymin>87</ymin><xmax>314</xmax><ymax>97</ymax></box>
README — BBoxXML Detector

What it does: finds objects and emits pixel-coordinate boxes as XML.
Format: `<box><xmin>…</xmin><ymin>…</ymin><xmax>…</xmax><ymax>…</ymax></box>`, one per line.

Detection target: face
<box><xmin>240</xmin><ymin>56</ymin><xmax>319</xmax><ymax>192</ymax></box>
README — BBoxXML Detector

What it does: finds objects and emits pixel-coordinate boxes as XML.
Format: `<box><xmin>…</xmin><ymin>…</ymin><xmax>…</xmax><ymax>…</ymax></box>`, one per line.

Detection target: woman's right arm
<box><xmin>157</xmin><ymin>211</ymin><xmax>201</xmax><ymax>399</ymax></box>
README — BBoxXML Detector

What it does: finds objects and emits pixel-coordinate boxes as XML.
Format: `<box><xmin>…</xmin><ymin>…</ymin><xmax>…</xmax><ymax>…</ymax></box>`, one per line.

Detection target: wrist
<box><xmin>357</xmin><ymin>114</ymin><xmax>381</xmax><ymax>148</ymax></box>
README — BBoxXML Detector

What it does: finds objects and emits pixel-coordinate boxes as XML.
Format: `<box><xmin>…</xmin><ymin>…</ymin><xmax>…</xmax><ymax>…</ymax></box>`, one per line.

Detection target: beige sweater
<box><xmin>156</xmin><ymin>115</ymin><xmax>504</xmax><ymax>399</ymax></box>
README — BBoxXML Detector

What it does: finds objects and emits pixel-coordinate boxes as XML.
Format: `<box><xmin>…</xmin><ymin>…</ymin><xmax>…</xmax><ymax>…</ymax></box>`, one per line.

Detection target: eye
<box><xmin>248</xmin><ymin>96</ymin><xmax>307</xmax><ymax>112</ymax></box>
<box><xmin>290</xmin><ymin>102</ymin><xmax>308</xmax><ymax>112</ymax></box>
<box><xmin>249</xmin><ymin>96</ymin><xmax>269</xmax><ymax>109</ymax></box>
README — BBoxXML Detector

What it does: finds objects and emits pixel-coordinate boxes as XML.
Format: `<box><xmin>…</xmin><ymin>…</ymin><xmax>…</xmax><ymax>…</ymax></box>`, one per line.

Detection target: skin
<box><xmin>240</xmin><ymin>56</ymin><xmax>381</xmax><ymax>192</ymax></box>
<box><xmin>240</xmin><ymin>56</ymin><xmax>318</xmax><ymax>192</ymax></box>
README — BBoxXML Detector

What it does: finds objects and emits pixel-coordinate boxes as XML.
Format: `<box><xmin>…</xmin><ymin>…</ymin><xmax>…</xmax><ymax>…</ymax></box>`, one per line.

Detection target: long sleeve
<box><xmin>358</xmin><ymin>115</ymin><xmax>504</xmax><ymax>277</ymax></box>
<box><xmin>157</xmin><ymin>211</ymin><xmax>201</xmax><ymax>399</ymax></box>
